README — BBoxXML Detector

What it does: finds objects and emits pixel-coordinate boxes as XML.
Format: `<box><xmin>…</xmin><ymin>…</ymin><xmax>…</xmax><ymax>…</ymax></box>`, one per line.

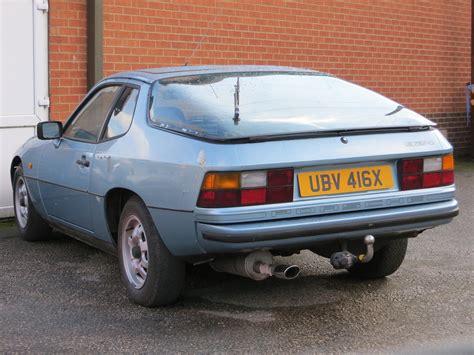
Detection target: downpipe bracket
<box><xmin>330</xmin><ymin>235</ymin><xmax>375</xmax><ymax>270</ymax></box>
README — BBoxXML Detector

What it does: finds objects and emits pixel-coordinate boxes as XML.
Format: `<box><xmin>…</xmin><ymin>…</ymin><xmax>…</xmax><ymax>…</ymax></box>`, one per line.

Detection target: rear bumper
<box><xmin>196</xmin><ymin>199</ymin><xmax>458</xmax><ymax>253</ymax></box>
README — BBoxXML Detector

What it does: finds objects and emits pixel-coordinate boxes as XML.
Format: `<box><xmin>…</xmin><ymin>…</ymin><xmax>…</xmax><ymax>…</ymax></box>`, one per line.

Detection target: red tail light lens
<box><xmin>241</xmin><ymin>188</ymin><xmax>266</xmax><ymax>206</ymax></box>
<box><xmin>422</xmin><ymin>172</ymin><xmax>442</xmax><ymax>188</ymax></box>
<box><xmin>266</xmin><ymin>186</ymin><xmax>294</xmax><ymax>204</ymax></box>
<box><xmin>441</xmin><ymin>170</ymin><xmax>454</xmax><ymax>185</ymax></box>
<box><xmin>268</xmin><ymin>169</ymin><xmax>294</xmax><ymax>186</ymax></box>
<box><xmin>197</xmin><ymin>169</ymin><xmax>294</xmax><ymax>208</ymax></box>
<box><xmin>400</xmin><ymin>154</ymin><xmax>454</xmax><ymax>191</ymax></box>
<box><xmin>402</xmin><ymin>174</ymin><xmax>422</xmax><ymax>190</ymax></box>
<box><xmin>197</xmin><ymin>190</ymin><xmax>240</xmax><ymax>208</ymax></box>
<box><xmin>402</xmin><ymin>159</ymin><xmax>423</xmax><ymax>174</ymax></box>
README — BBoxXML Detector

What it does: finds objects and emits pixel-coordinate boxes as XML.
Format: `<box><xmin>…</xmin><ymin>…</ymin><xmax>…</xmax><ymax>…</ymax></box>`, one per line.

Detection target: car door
<box><xmin>38</xmin><ymin>85</ymin><xmax>122</xmax><ymax>232</ymax></box>
<box><xmin>89</xmin><ymin>85</ymin><xmax>141</xmax><ymax>241</ymax></box>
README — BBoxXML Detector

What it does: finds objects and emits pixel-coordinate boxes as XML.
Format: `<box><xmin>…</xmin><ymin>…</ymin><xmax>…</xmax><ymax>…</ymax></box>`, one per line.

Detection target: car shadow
<box><xmin>180</xmin><ymin>262</ymin><xmax>389</xmax><ymax>312</ymax></box>
<box><xmin>9</xmin><ymin>232</ymin><xmax>392</xmax><ymax>315</ymax></box>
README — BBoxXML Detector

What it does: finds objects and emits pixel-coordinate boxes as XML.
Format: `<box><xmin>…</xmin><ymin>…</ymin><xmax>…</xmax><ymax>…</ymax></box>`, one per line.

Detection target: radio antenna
<box><xmin>184</xmin><ymin>6</ymin><xmax>223</xmax><ymax>66</ymax></box>
<box><xmin>184</xmin><ymin>37</ymin><xmax>206</xmax><ymax>66</ymax></box>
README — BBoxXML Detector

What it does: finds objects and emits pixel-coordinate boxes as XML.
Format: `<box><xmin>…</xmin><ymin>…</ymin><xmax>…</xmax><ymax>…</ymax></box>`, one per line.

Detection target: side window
<box><xmin>104</xmin><ymin>87</ymin><xmax>139</xmax><ymax>139</ymax></box>
<box><xmin>63</xmin><ymin>86</ymin><xmax>120</xmax><ymax>142</ymax></box>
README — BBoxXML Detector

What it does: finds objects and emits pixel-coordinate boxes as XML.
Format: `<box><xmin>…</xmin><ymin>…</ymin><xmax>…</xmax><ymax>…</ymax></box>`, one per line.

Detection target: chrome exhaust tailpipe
<box><xmin>210</xmin><ymin>251</ymin><xmax>300</xmax><ymax>281</ymax></box>
<box><xmin>272</xmin><ymin>264</ymin><xmax>300</xmax><ymax>280</ymax></box>
<box><xmin>255</xmin><ymin>262</ymin><xmax>300</xmax><ymax>280</ymax></box>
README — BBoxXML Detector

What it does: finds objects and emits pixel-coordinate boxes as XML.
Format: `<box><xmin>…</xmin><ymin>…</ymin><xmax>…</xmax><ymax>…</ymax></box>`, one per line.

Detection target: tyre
<box><xmin>118</xmin><ymin>196</ymin><xmax>185</xmax><ymax>307</ymax></box>
<box><xmin>348</xmin><ymin>238</ymin><xmax>408</xmax><ymax>279</ymax></box>
<box><xmin>13</xmin><ymin>167</ymin><xmax>52</xmax><ymax>241</ymax></box>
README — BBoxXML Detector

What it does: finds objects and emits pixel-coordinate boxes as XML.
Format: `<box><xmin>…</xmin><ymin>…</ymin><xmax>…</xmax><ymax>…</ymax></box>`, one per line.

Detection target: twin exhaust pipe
<box><xmin>210</xmin><ymin>251</ymin><xmax>300</xmax><ymax>281</ymax></box>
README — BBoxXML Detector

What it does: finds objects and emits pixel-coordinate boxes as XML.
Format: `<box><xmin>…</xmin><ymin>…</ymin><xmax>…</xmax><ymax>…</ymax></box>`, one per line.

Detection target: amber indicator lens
<box><xmin>442</xmin><ymin>154</ymin><xmax>454</xmax><ymax>170</ymax></box>
<box><xmin>202</xmin><ymin>172</ymin><xmax>240</xmax><ymax>190</ymax></box>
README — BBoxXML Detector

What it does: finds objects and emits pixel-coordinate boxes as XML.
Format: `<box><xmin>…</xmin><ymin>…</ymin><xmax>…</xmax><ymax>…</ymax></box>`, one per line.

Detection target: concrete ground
<box><xmin>0</xmin><ymin>162</ymin><xmax>472</xmax><ymax>353</ymax></box>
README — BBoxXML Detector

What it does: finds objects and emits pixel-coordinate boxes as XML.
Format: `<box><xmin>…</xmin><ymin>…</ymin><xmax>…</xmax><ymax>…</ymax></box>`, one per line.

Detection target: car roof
<box><xmin>106</xmin><ymin>65</ymin><xmax>324</xmax><ymax>84</ymax></box>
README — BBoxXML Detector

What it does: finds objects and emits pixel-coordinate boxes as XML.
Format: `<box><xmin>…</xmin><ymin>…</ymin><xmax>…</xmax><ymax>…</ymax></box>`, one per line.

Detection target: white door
<box><xmin>0</xmin><ymin>0</ymin><xmax>48</xmax><ymax>218</ymax></box>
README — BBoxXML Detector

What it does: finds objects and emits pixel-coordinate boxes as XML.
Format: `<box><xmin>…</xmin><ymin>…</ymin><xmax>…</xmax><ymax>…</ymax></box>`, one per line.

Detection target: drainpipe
<box><xmin>471</xmin><ymin>0</ymin><xmax>474</xmax><ymax>157</ymax></box>
<box><xmin>87</xmin><ymin>0</ymin><xmax>103</xmax><ymax>90</ymax></box>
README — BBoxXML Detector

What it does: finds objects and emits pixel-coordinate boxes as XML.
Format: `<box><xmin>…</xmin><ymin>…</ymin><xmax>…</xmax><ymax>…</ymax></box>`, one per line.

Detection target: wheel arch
<box><xmin>104</xmin><ymin>187</ymin><xmax>145</xmax><ymax>242</ymax></box>
<box><xmin>10</xmin><ymin>156</ymin><xmax>22</xmax><ymax>183</ymax></box>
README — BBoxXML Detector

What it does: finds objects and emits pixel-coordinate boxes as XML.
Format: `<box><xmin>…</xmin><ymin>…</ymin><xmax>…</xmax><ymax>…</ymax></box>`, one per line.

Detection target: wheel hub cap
<box><xmin>131</xmin><ymin>246</ymin><xmax>142</xmax><ymax>259</ymax></box>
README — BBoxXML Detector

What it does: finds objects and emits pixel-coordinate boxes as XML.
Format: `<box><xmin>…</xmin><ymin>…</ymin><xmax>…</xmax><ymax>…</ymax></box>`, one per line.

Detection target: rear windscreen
<box><xmin>148</xmin><ymin>72</ymin><xmax>422</xmax><ymax>141</ymax></box>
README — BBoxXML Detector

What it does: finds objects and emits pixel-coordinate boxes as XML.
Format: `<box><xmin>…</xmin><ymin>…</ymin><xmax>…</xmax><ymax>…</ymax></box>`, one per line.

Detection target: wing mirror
<box><xmin>37</xmin><ymin>121</ymin><xmax>63</xmax><ymax>140</ymax></box>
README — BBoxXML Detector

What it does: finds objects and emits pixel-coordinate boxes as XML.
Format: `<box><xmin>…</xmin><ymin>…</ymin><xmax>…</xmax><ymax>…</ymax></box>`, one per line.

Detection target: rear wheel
<box><xmin>118</xmin><ymin>196</ymin><xmax>185</xmax><ymax>307</ymax></box>
<box><xmin>348</xmin><ymin>238</ymin><xmax>408</xmax><ymax>279</ymax></box>
<box><xmin>13</xmin><ymin>167</ymin><xmax>52</xmax><ymax>241</ymax></box>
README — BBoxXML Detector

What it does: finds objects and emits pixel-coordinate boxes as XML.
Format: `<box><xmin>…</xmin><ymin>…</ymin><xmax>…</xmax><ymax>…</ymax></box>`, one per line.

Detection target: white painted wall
<box><xmin>0</xmin><ymin>0</ymin><xmax>49</xmax><ymax>218</ymax></box>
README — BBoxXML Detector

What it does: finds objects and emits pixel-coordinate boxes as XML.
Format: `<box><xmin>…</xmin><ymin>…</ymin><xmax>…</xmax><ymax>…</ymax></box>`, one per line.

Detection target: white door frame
<box><xmin>0</xmin><ymin>0</ymin><xmax>49</xmax><ymax>218</ymax></box>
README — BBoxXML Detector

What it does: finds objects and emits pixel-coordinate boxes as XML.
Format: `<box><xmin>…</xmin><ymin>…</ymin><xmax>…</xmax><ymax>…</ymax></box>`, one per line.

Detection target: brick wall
<box><xmin>50</xmin><ymin>0</ymin><xmax>472</xmax><ymax>153</ymax></box>
<box><xmin>49</xmin><ymin>0</ymin><xmax>87</xmax><ymax>122</ymax></box>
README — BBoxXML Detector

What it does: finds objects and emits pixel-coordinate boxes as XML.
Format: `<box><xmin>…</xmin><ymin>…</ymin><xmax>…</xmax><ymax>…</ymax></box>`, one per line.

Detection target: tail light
<box><xmin>197</xmin><ymin>169</ymin><xmax>294</xmax><ymax>208</ymax></box>
<box><xmin>400</xmin><ymin>154</ymin><xmax>454</xmax><ymax>191</ymax></box>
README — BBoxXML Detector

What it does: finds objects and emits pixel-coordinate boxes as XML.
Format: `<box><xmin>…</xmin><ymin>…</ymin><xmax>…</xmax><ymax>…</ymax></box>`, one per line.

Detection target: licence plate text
<box><xmin>298</xmin><ymin>165</ymin><xmax>394</xmax><ymax>197</ymax></box>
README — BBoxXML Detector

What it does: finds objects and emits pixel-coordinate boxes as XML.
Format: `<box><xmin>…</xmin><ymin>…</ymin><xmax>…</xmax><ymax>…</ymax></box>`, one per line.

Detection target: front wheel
<box><xmin>118</xmin><ymin>196</ymin><xmax>185</xmax><ymax>307</ymax></box>
<box><xmin>348</xmin><ymin>238</ymin><xmax>408</xmax><ymax>279</ymax></box>
<box><xmin>13</xmin><ymin>167</ymin><xmax>52</xmax><ymax>241</ymax></box>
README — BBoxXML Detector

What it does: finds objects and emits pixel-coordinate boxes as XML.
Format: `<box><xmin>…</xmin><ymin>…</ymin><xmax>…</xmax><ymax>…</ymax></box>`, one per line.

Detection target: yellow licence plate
<box><xmin>298</xmin><ymin>165</ymin><xmax>394</xmax><ymax>197</ymax></box>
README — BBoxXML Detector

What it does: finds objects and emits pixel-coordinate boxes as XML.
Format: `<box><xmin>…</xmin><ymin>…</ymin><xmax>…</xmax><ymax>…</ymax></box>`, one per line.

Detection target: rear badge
<box><xmin>340</xmin><ymin>137</ymin><xmax>348</xmax><ymax>144</ymax></box>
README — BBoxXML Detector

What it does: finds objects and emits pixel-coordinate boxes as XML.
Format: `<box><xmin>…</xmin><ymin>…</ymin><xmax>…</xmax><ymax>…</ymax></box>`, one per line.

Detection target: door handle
<box><xmin>76</xmin><ymin>155</ymin><xmax>90</xmax><ymax>167</ymax></box>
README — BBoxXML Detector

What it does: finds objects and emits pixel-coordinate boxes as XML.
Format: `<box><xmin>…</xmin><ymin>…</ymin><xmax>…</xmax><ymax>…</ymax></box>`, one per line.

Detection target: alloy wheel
<box><xmin>121</xmin><ymin>215</ymin><xmax>149</xmax><ymax>289</ymax></box>
<box><xmin>14</xmin><ymin>176</ymin><xmax>29</xmax><ymax>228</ymax></box>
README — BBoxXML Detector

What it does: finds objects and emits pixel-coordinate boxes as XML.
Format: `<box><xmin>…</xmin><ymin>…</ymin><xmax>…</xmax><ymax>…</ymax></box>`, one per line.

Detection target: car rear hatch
<box><xmin>194</xmin><ymin>127</ymin><xmax>455</xmax><ymax>223</ymax></box>
<box><xmin>191</xmin><ymin>128</ymin><xmax>457</xmax><ymax>255</ymax></box>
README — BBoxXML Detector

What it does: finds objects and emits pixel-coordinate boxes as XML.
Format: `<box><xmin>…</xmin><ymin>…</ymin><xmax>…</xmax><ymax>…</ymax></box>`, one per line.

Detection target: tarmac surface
<box><xmin>0</xmin><ymin>162</ymin><xmax>472</xmax><ymax>353</ymax></box>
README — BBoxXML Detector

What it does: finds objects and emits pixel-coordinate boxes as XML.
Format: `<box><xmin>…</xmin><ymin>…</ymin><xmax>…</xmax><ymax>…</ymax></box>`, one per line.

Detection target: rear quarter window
<box><xmin>105</xmin><ymin>87</ymin><xmax>139</xmax><ymax>139</ymax></box>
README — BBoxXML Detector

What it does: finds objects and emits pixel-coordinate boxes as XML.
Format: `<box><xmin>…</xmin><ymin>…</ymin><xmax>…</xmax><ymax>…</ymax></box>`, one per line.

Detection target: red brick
<box><xmin>49</xmin><ymin>0</ymin><xmax>87</xmax><ymax>122</ymax></box>
<box><xmin>49</xmin><ymin>0</ymin><xmax>472</xmax><ymax>151</ymax></box>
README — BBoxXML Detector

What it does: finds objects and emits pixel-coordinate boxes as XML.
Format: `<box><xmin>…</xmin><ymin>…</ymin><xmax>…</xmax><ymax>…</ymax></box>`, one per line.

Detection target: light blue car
<box><xmin>10</xmin><ymin>66</ymin><xmax>458</xmax><ymax>306</ymax></box>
